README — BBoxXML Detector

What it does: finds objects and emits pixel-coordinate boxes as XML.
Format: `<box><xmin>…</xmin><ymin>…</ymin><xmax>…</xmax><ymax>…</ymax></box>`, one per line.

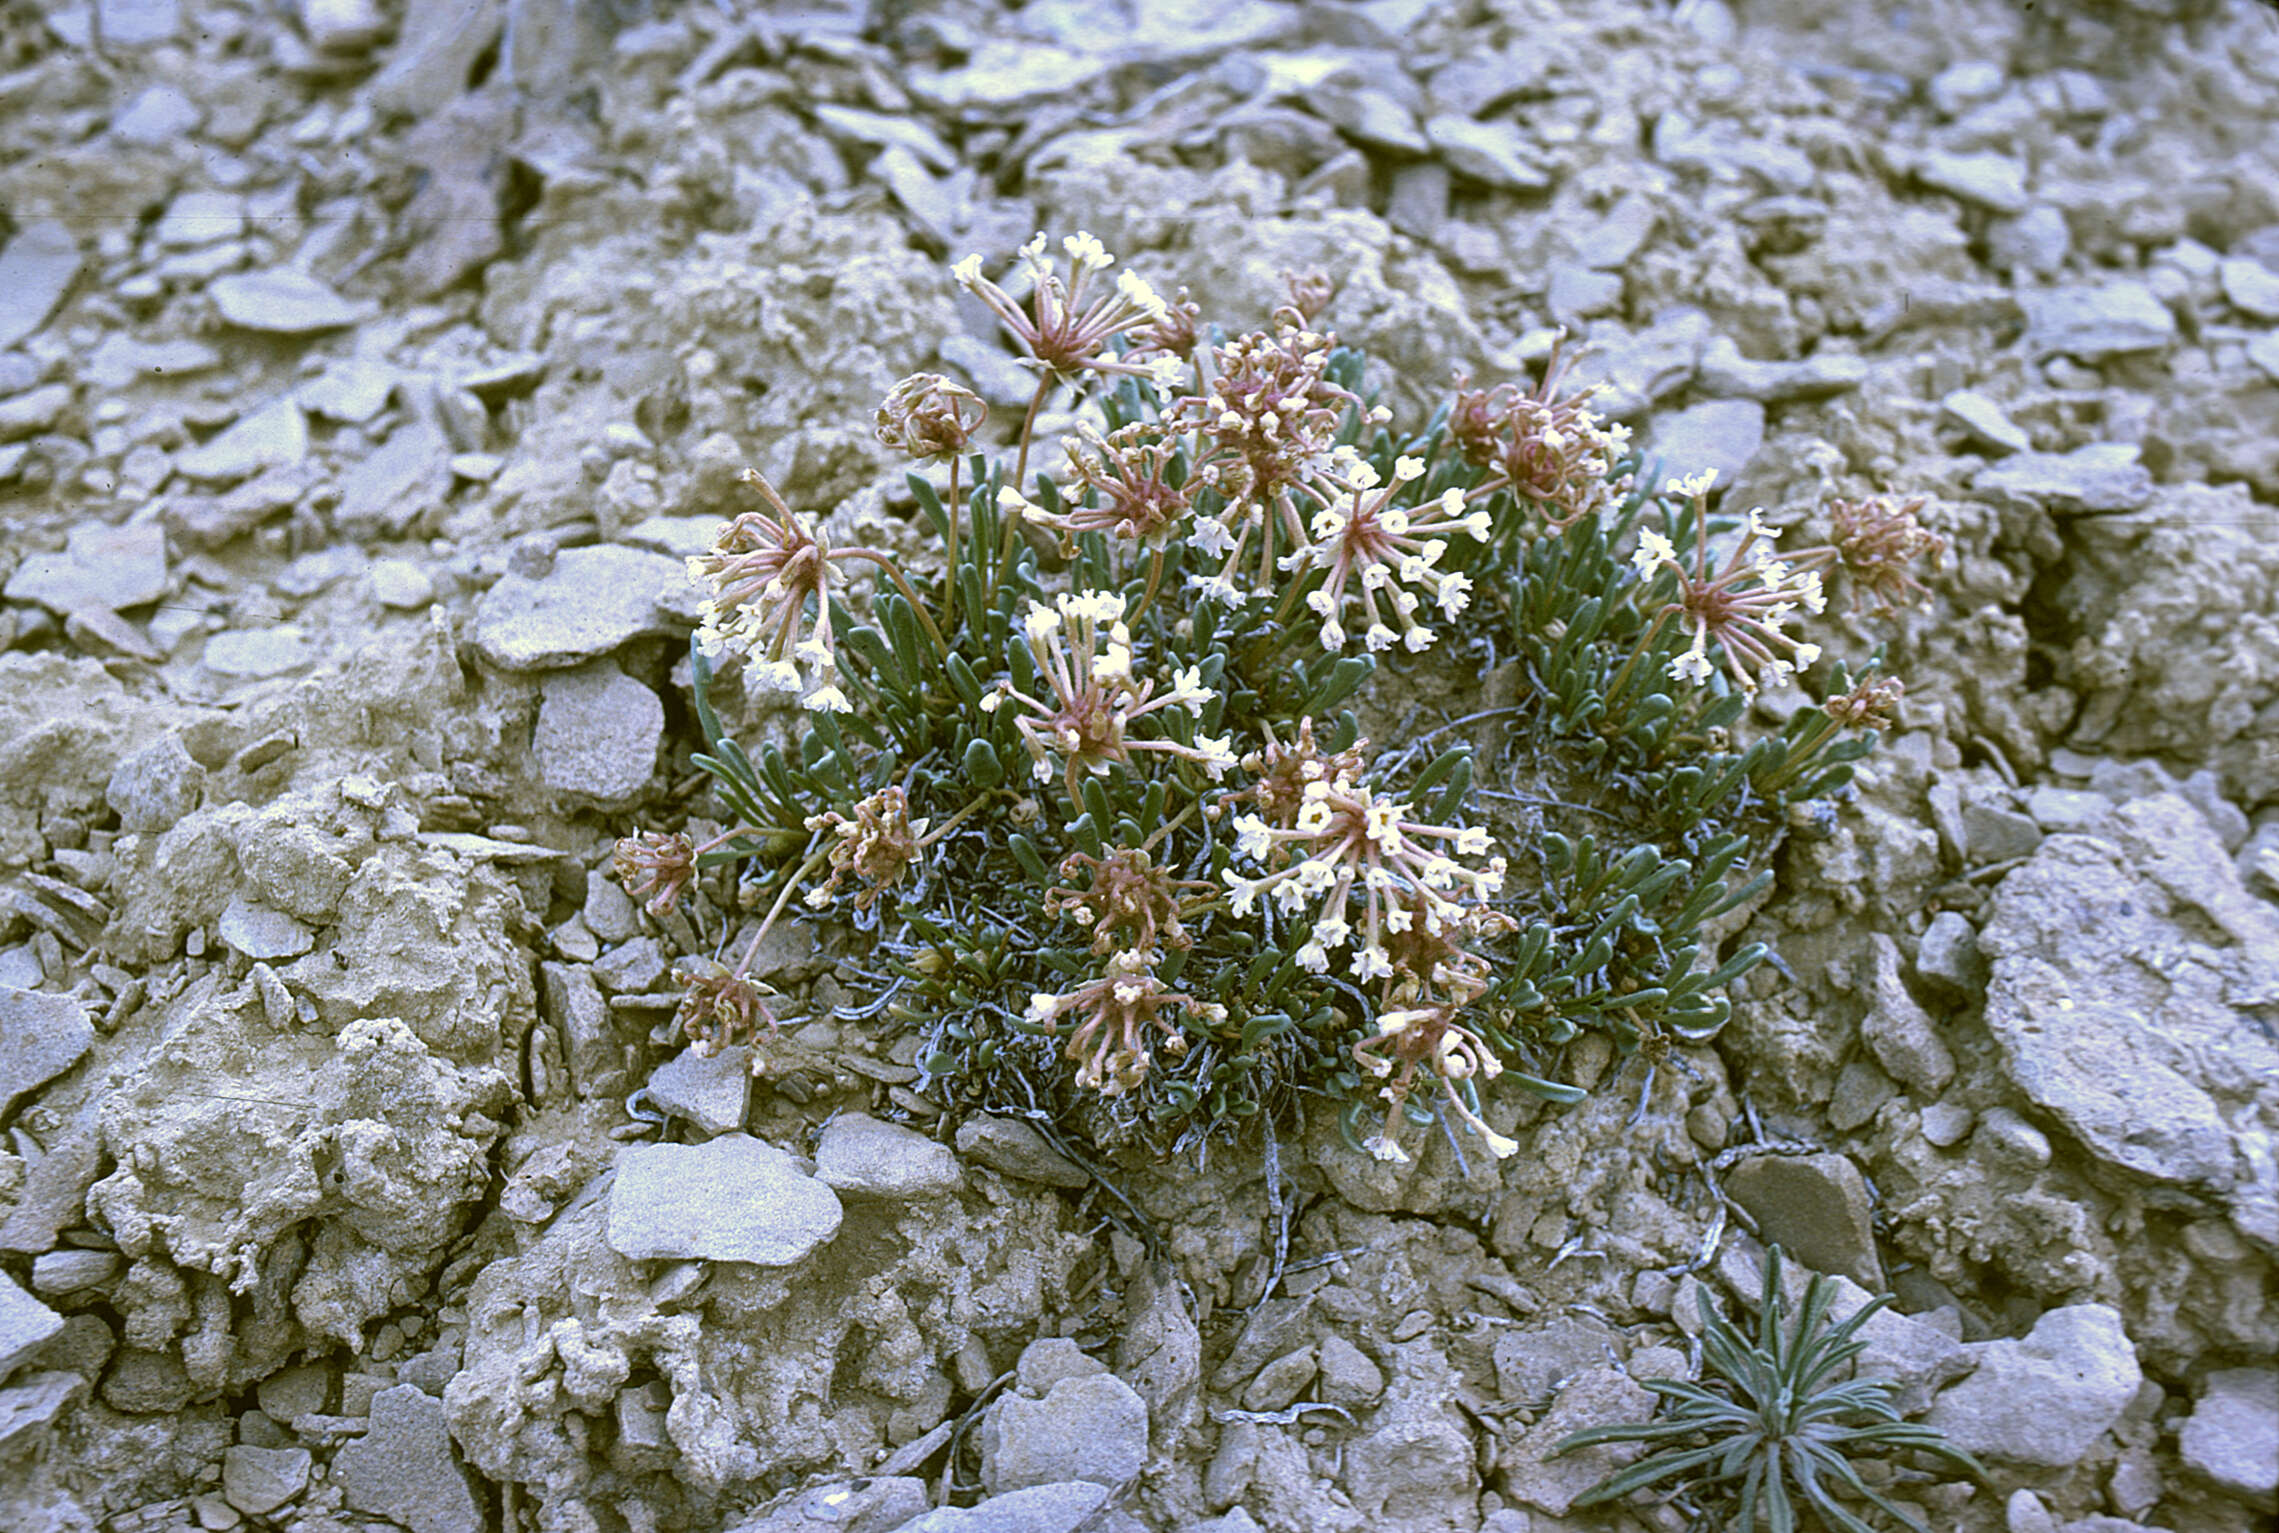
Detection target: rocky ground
<box><xmin>2</xmin><ymin>0</ymin><xmax>2278</xmax><ymax>1530</ymax></box>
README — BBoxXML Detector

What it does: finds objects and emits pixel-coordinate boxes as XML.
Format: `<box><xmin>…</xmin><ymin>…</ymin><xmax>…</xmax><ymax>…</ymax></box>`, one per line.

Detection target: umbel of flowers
<box><xmin>616</xmin><ymin>232</ymin><xmax>1942</xmax><ymax>1166</ymax></box>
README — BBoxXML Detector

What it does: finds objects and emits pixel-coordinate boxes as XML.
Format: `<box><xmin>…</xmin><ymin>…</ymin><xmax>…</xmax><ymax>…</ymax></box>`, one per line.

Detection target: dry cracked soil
<box><xmin>1</xmin><ymin>1</ymin><xmax>2277</xmax><ymax>1532</ymax></box>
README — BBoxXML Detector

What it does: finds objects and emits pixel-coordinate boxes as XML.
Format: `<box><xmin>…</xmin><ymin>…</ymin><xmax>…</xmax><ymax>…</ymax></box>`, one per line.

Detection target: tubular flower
<box><xmin>983</xmin><ymin>589</ymin><xmax>1236</xmax><ymax>807</ymax></box>
<box><xmin>1301</xmin><ymin>449</ymin><xmax>1491</xmax><ymax>654</ymax></box>
<box><xmin>1045</xmin><ymin>846</ymin><xmax>1213</xmax><ymax>955</ymax></box>
<box><xmin>612</xmin><ymin>830</ymin><xmax>696</xmax><ymax>917</ymax></box>
<box><xmin>688</xmin><ymin>469</ymin><xmax>851</xmax><ymax>711</ymax></box>
<box><xmin>1448</xmin><ymin>339</ymin><xmax>1634</xmax><ymax>528</ymax></box>
<box><xmin>1176</xmin><ymin>320</ymin><xmax>1370</xmax><ymax>603</ymax></box>
<box><xmin>1029</xmin><ymin>949</ymin><xmax>1225</xmax><ymax>1096</ymax></box>
<box><xmin>1631</xmin><ymin>477</ymin><xmax>1828</xmax><ymax>692</ymax></box>
<box><xmin>1351</xmin><ymin>998</ymin><xmax>1517</xmax><ymax>1164</ymax></box>
<box><xmin>804</xmin><ymin>785</ymin><xmax>926</xmax><ymax>912</ymax></box>
<box><xmin>874</xmin><ymin>373</ymin><xmax>988</xmax><ymax>461</ymax></box>
<box><xmin>952</xmin><ymin>231</ymin><xmax>1173</xmax><ymax>383</ymax></box>
<box><xmin>1010</xmin><ymin>421</ymin><xmax>1197</xmax><ymax>550</ymax></box>
<box><xmin>1222</xmin><ymin>758</ymin><xmax>1506</xmax><ymax>985</ymax></box>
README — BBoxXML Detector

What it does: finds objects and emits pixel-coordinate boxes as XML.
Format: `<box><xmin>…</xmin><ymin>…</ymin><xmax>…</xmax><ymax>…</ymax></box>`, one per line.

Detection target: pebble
<box><xmin>369</xmin><ymin>558</ymin><xmax>435</xmax><ymax>610</ymax></box>
<box><xmin>472</xmin><ymin>544</ymin><xmax>690</xmax><ymax>670</ymax></box>
<box><xmin>1988</xmin><ymin>204</ymin><xmax>2070</xmax><ymax>278</ymax></box>
<box><xmin>1314</xmin><ymin>1334</ymin><xmax>1384</xmax><ymax>1406</ymax></box>
<box><xmin>981</xmin><ymin>1372</ymin><xmax>1149</xmax><ymax>1493</ymax></box>
<box><xmin>111</xmin><ymin>84</ymin><xmax>205</xmax><ymax>148</ymax></box>
<box><xmin>1860</xmin><ymin>934</ymin><xmax>1954</xmax><ymax>1095</ymax></box>
<box><xmin>533</xmin><ymin>663</ymin><xmax>664</xmax><ymax>802</ymax></box>
<box><xmin>1925</xmin><ymin>1305</ymin><xmax>2141</xmax><ymax>1467</ymax></box>
<box><xmin>0</xmin><ymin>384</ymin><xmax>71</xmax><ymax>442</ymax></box>
<box><xmin>1961</xmin><ymin>800</ymin><xmax>2042</xmax><ymax>863</ymax></box>
<box><xmin>1914</xmin><ymin>149</ymin><xmax>2027</xmax><ymax>214</ymax></box>
<box><xmin>0</xmin><ymin>1371</ymin><xmax>83</xmax><ymax>1455</ymax></box>
<box><xmin>336</xmin><ymin>419</ymin><xmax>449</xmax><ymax>535</ymax></box>
<box><xmin>0</xmin><ymin>986</ymin><xmax>95</xmax><ymax>1114</ymax></box>
<box><xmin>97</xmin><ymin>0</ymin><xmax>178</xmax><ymax>45</ymax></box>
<box><xmin>208</xmin><ymin>269</ymin><xmax>367</xmax><ymax>334</ymax></box>
<box><xmin>1695</xmin><ymin>337</ymin><xmax>1867</xmax><ymax>402</ymax></box>
<box><xmin>1722</xmin><ymin>1152</ymin><xmax>1883</xmax><ymax>1289</ymax></box>
<box><xmin>1940</xmin><ymin>388</ymin><xmax>2031</xmax><ymax>454</ymax></box>
<box><xmin>0</xmin><ymin>221</ymin><xmax>81</xmax><ymax>350</ymax></box>
<box><xmin>1565</xmin><ymin>307</ymin><xmax>1709</xmax><ymax>418</ymax></box>
<box><xmin>2176</xmin><ymin>1367</ymin><xmax>2279</xmax><ymax>1498</ymax></box>
<box><xmin>816</xmin><ymin>1112</ymin><xmax>963</xmax><ymax>1200</ymax></box>
<box><xmin>107</xmin><ymin>734</ymin><xmax>206</xmax><ymax>835</ymax></box>
<box><xmin>605</xmin><ymin>1135</ymin><xmax>843</xmax><ymax>1265</ymax></box>
<box><xmin>727</xmin><ymin>1477</ymin><xmax>931</xmax><ymax>1533</ymax></box>
<box><xmin>1494</xmin><ymin>1314</ymin><xmax>1621</xmax><ymax>1403</ymax></box>
<box><xmin>2022</xmin><ymin>281</ymin><xmax>2174</xmax><ymax>361</ymax></box>
<box><xmin>0</xmin><ymin>1272</ymin><xmax>63</xmax><ymax>1376</ymax></box>
<box><xmin>221</xmin><ymin>1444</ymin><xmax>310</xmax><ymax>1517</ymax></box>
<box><xmin>1918</xmin><ymin>1102</ymin><xmax>1974</xmax><ymax>1148</ymax></box>
<box><xmin>175</xmin><ymin>398</ymin><xmax>308</xmax><ymax>484</ymax></box>
<box><xmin>2218</xmin><ymin>257</ymin><xmax>2279</xmax><ymax>321</ymax></box>
<box><xmin>1914</xmin><ymin>910</ymin><xmax>1988</xmax><ymax>1003</ymax></box>
<box><xmin>29</xmin><ymin>1248</ymin><xmax>120</xmax><ymax>1296</ymax></box>
<box><xmin>1314</xmin><ymin>78</ymin><xmax>1428</xmax><ymax>156</ymax></box>
<box><xmin>812</xmin><ymin>104</ymin><xmax>958</xmax><ymax>171</ymax></box>
<box><xmin>895</xmin><ymin>1482</ymin><xmax>1109</xmax><ymax>1533</ymax></box>
<box><xmin>297</xmin><ymin>355</ymin><xmax>397</xmax><ymax>422</ymax></box>
<box><xmin>1573</xmin><ymin>193</ymin><xmax>1658</xmax><ymax>269</ymax></box>
<box><xmin>1645</xmin><ymin>398</ymin><xmax>1764</xmax><ymax>488</ymax></box>
<box><xmin>645</xmin><ymin>1046</ymin><xmax>751</xmax><ymax>1138</ymax></box>
<box><xmin>583</xmin><ymin>871</ymin><xmax>641</xmax><ymax>944</ymax></box>
<box><xmin>1423</xmin><ymin>115</ymin><xmax>1549</xmax><ymax>190</ymax></box>
<box><xmin>2246</xmin><ymin>330</ymin><xmax>2279</xmax><ymax>385</ymax></box>
<box><xmin>335</xmin><ymin>1384</ymin><xmax>481</xmax><ymax>1533</ymax></box>
<box><xmin>1972</xmin><ymin>443</ymin><xmax>2152</xmax><ymax>515</ymax></box>
<box><xmin>202</xmin><ymin>625</ymin><xmax>313</xmax><ymax>678</ymax></box>
<box><xmin>1930</xmin><ymin>60</ymin><xmax>2007</xmax><ymax>118</ymax></box>
<box><xmin>157</xmin><ymin>191</ymin><xmax>245</xmax><ymax>250</ymax></box>
<box><xmin>1972</xmin><ymin>1105</ymin><xmax>2052</xmax><ymax>1170</ymax></box>
<box><xmin>954</xmin><ymin>1115</ymin><xmax>1089</xmax><ymax>1189</ymax></box>
<box><xmin>83</xmin><ymin>335</ymin><xmax>222</xmax><ymax>391</ymax></box>
<box><xmin>217</xmin><ymin>893</ymin><xmax>316</xmax><ymax>961</ymax></box>
<box><xmin>300</xmin><ymin>0</ymin><xmax>389</xmax><ymax>52</ymax></box>
<box><xmin>1545</xmin><ymin>264</ymin><xmax>1622</xmax><ymax>324</ymax></box>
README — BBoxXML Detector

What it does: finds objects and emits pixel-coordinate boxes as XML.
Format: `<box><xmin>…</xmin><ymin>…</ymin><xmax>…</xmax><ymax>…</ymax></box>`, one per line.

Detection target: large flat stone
<box><xmin>606</xmin><ymin>1135</ymin><xmax>842</xmax><ymax>1266</ymax></box>
<box><xmin>0</xmin><ymin>220</ymin><xmax>81</xmax><ymax>349</ymax></box>
<box><xmin>0</xmin><ymin>1272</ymin><xmax>63</xmax><ymax>1377</ymax></box>
<box><xmin>336</xmin><ymin>1384</ymin><xmax>480</xmax><ymax>1533</ymax></box>
<box><xmin>3</xmin><ymin>521</ymin><xmax>169</xmax><ymax>615</ymax></box>
<box><xmin>0</xmin><ymin>988</ymin><xmax>94</xmax><ymax>1115</ymax></box>
<box><xmin>1925</xmin><ymin>1305</ymin><xmax>2140</xmax><ymax>1467</ymax></box>
<box><xmin>472</xmin><ymin>544</ymin><xmax>689</xmax><ymax>670</ymax></box>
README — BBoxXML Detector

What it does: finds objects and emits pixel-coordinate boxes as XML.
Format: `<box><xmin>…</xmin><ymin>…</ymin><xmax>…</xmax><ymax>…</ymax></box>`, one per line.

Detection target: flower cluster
<box><xmin>983</xmin><ymin>589</ymin><xmax>1235</xmax><ymax>806</ymax></box>
<box><xmin>688</xmin><ymin>470</ymin><xmax>851</xmax><ymax>711</ymax></box>
<box><xmin>1010</xmin><ymin>422</ymin><xmax>1196</xmax><ymax>551</ymax></box>
<box><xmin>1352</xmin><ymin>998</ymin><xmax>1516</xmax><ymax>1163</ymax></box>
<box><xmin>1448</xmin><ymin>340</ymin><xmax>1634</xmax><ymax>528</ymax></box>
<box><xmin>676</xmin><ymin>958</ymin><xmax>778</xmax><ymax>1054</ymax></box>
<box><xmin>1028</xmin><ymin>950</ymin><xmax>1224</xmax><ymax>1095</ymax></box>
<box><xmin>953</xmin><ymin>231</ymin><xmax>1180</xmax><ymax>388</ymax></box>
<box><xmin>1630</xmin><ymin>474</ymin><xmax>1828</xmax><ymax>691</ymax></box>
<box><xmin>1300</xmin><ymin>450</ymin><xmax>1489</xmax><ymax>652</ymax></box>
<box><xmin>805</xmin><ymin>785</ymin><xmax>925</xmax><ymax>912</ymax></box>
<box><xmin>1223</xmin><ymin>738</ymin><xmax>1506</xmax><ymax>985</ymax></box>
<box><xmin>611</xmin><ymin>830</ymin><xmax>696</xmax><ymax>917</ymax></box>
<box><xmin>874</xmin><ymin>373</ymin><xmax>987</xmax><ymax>461</ymax></box>
<box><xmin>1813</xmin><ymin>494</ymin><xmax>1948</xmax><ymax>614</ymax></box>
<box><xmin>1045</xmin><ymin>846</ymin><xmax>1210</xmax><ymax>955</ymax></box>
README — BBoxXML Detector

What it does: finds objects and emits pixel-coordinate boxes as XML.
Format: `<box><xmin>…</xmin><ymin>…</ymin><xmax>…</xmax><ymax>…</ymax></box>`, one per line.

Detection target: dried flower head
<box><xmin>689</xmin><ymin>470</ymin><xmax>850</xmax><ymax>711</ymax></box>
<box><xmin>1224</xmin><ymin>756</ymin><xmax>1506</xmax><ymax>983</ymax></box>
<box><xmin>1352</xmin><ymin>998</ymin><xmax>1516</xmax><ymax>1164</ymax></box>
<box><xmin>805</xmin><ymin>785</ymin><xmax>926</xmax><ymax>911</ymax></box>
<box><xmin>1046</xmin><ymin>846</ymin><xmax>1212</xmax><ymax>955</ymax></box>
<box><xmin>1631</xmin><ymin>480</ymin><xmax>1828</xmax><ymax>692</ymax></box>
<box><xmin>676</xmin><ymin>958</ymin><xmax>778</xmax><ymax>1054</ymax></box>
<box><xmin>1823</xmin><ymin>672</ymin><xmax>1904</xmax><ymax>731</ymax></box>
<box><xmin>1449</xmin><ymin>340</ymin><xmax>1633</xmax><ymax>528</ymax></box>
<box><xmin>612</xmin><ymin>830</ymin><xmax>696</xmax><ymax>917</ymax></box>
<box><xmin>952</xmin><ymin>231</ymin><xmax>1175</xmax><ymax>384</ymax></box>
<box><xmin>1282</xmin><ymin>269</ymin><xmax>1336</xmax><ymax>324</ymax></box>
<box><xmin>875</xmin><ymin>373</ymin><xmax>988</xmax><ymax>461</ymax></box>
<box><xmin>1131</xmin><ymin>283</ymin><xmax>1203</xmax><ymax>360</ymax></box>
<box><xmin>1012</xmin><ymin>422</ymin><xmax>1196</xmax><ymax>550</ymax></box>
<box><xmin>1823</xmin><ymin>495</ymin><xmax>1947</xmax><ymax>614</ymax></box>
<box><xmin>1028</xmin><ymin>949</ymin><xmax>1224</xmax><ymax>1096</ymax></box>
<box><xmin>1301</xmin><ymin>449</ymin><xmax>1490</xmax><ymax>653</ymax></box>
<box><xmin>983</xmin><ymin>589</ymin><xmax>1236</xmax><ymax>806</ymax></box>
